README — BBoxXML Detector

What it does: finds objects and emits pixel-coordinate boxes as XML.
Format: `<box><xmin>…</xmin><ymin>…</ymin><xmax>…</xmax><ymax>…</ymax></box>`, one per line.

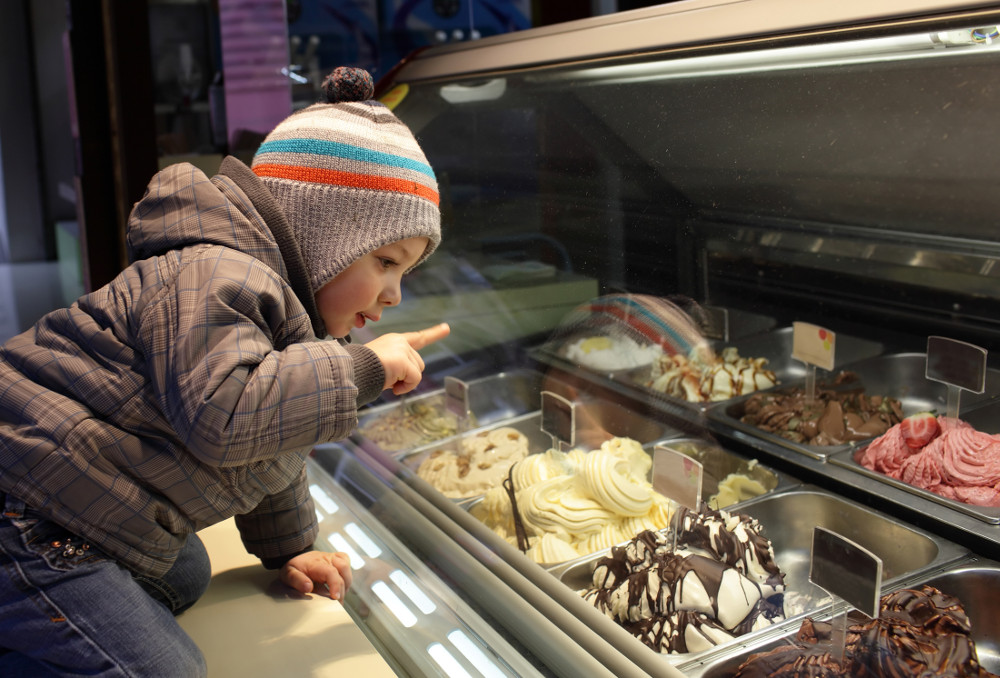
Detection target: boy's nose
<box><xmin>380</xmin><ymin>284</ymin><xmax>402</xmax><ymax>307</ymax></box>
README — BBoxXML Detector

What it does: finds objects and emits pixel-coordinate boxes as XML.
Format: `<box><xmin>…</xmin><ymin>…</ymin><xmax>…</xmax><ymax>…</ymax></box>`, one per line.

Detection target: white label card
<box><xmin>792</xmin><ymin>322</ymin><xmax>836</xmax><ymax>372</ymax></box>
<box><xmin>652</xmin><ymin>444</ymin><xmax>703</xmax><ymax>511</ymax></box>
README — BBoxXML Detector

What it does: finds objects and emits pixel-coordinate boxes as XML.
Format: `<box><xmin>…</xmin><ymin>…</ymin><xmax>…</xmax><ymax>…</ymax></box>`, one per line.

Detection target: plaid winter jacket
<box><xmin>0</xmin><ymin>157</ymin><xmax>384</xmax><ymax>576</ymax></box>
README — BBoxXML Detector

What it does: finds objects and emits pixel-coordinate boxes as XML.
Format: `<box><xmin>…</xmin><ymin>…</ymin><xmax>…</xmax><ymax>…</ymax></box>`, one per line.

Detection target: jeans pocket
<box><xmin>16</xmin><ymin>514</ymin><xmax>108</xmax><ymax>571</ymax></box>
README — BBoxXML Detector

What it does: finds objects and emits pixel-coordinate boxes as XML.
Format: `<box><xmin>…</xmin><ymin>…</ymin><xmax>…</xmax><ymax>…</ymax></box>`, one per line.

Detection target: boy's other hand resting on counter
<box><xmin>280</xmin><ymin>551</ymin><xmax>353</xmax><ymax>602</ymax></box>
<box><xmin>366</xmin><ymin>322</ymin><xmax>451</xmax><ymax>395</ymax></box>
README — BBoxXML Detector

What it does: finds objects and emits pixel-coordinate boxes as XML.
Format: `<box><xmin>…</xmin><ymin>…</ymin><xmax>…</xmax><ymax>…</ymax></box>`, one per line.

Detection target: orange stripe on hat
<box><xmin>253</xmin><ymin>163</ymin><xmax>439</xmax><ymax>206</ymax></box>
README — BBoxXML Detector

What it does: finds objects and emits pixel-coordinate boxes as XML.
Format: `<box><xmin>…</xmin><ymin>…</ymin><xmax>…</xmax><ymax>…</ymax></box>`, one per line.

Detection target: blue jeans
<box><xmin>0</xmin><ymin>494</ymin><xmax>211</xmax><ymax>677</ymax></box>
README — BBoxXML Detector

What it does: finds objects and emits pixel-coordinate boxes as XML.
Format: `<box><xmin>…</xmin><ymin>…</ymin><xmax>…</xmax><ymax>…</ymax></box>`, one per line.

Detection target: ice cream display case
<box><xmin>303</xmin><ymin>0</ymin><xmax>1000</xmax><ymax>675</ymax></box>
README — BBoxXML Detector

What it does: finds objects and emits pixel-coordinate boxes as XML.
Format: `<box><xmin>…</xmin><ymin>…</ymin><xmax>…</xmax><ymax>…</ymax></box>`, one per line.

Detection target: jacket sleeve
<box><xmin>234</xmin><ymin>465</ymin><xmax>318</xmax><ymax>565</ymax></box>
<box><xmin>139</xmin><ymin>249</ymin><xmax>360</xmax><ymax>467</ymax></box>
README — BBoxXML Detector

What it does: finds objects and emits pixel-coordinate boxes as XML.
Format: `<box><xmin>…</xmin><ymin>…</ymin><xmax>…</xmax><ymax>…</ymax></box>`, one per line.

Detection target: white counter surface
<box><xmin>178</xmin><ymin>518</ymin><xmax>397</xmax><ymax>678</ymax></box>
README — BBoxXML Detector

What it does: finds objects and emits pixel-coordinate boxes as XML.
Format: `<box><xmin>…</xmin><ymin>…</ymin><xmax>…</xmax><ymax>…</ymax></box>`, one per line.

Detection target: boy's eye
<box><xmin>378</xmin><ymin>257</ymin><xmax>396</xmax><ymax>269</ymax></box>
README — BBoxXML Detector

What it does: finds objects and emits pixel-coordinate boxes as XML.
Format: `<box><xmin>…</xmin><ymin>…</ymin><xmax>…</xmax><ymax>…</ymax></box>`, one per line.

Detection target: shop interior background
<box><xmin>0</xmin><ymin>0</ymin><xmax>666</xmax><ymax>344</ymax></box>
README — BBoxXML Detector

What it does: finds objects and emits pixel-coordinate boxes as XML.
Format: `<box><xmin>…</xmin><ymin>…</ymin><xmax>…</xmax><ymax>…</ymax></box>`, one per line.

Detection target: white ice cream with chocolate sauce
<box><xmin>470</xmin><ymin>437</ymin><xmax>675</xmax><ymax>564</ymax></box>
<box><xmin>648</xmin><ymin>346</ymin><xmax>777</xmax><ymax>402</ymax></box>
<box><xmin>580</xmin><ymin>508</ymin><xmax>786</xmax><ymax>654</ymax></box>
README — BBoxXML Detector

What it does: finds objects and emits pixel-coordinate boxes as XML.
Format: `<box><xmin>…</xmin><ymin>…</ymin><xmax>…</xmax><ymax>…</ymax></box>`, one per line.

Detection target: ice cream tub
<box><xmin>829</xmin><ymin>399</ymin><xmax>1000</xmax><ymax>524</ymax></box>
<box><xmin>400</xmin><ymin>396</ymin><xmax>686</xmax><ymax>503</ymax></box>
<box><xmin>707</xmin><ymin>353</ymin><xmax>959</xmax><ymax>460</ymax></box>
<box><xmin>688</xmin><ymin>561</ymin><xmax>1000</xmax><ymax>677</ymax></box>
<box><xmin>654</xmin><ymin>438</ymin><xmax>798</xmax><ymax>510</ymax></box>
<box><xmin>353</xmin><ymin>368</ymin><xmax>558</xmax><ymax>454</ymax></box>
<box><xmin>551</xmin><ymin>487</ymin><xmax>965</xmax><ymax>666</ymax></box>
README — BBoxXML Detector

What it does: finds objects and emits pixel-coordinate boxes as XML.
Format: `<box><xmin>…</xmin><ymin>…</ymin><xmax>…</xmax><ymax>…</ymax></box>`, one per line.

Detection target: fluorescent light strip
<box><xmin>309</xmin><ymin>484</ymin><xmax>339</xmax><ymax>514</ymax></box>
<box><xmin>372</xmin><ymin>581</ymin><xmax>417</xmax><ymax>628</ymax></box>
<box><xmin>447</xmin><ymin>630</ymin><xmax>505</xmax><ymax>678</ymax></box>
<box><xmin>344</xmin><ymin>522</ymin><xmax>382</xmax><ymax>558</ymax></box>
<box><xmin>560</xmin><ymin>29</ymin><xmax>999</xmax><ymax>84</ymax></box>
<box><xmin>389</xmin><ymin>569</ymin><xmax>436</xmax><ymax>614</ymax></box>
<box><xmin>427</xmin><ymin>643</ymin><xmax>473</xmax><ymax>678</ymax></box>
<box><xmin>327</xmin><ymin>532</ymin><xmax>365</xmax><ymax>570</ymax></box>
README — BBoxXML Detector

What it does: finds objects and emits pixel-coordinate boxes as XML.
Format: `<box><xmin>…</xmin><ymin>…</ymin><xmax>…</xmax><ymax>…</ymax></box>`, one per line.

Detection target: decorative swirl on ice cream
<box><xmin>860</xmin><ymin>414</ymin><xmax>1000</xmax><ymax>506</ymax></box>
<box><xmin>470</xmin><ymin>436</ymin><xmax>677</xmax><ymax>564</ymax></box>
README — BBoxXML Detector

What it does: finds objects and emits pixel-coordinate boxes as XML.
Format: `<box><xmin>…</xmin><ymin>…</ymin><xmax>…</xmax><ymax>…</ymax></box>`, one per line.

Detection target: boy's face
<box><xmin>315</xmin><ymin>236</ymin><xmax>430</xmax><ymax>338</ymax></box>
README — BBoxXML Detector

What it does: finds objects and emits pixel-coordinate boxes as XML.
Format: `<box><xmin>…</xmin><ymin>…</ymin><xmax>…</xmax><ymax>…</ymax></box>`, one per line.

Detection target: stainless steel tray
<box><xmin>549</xmin><ymin>487</ymin><xmax>966</xmax><ymax>667</ymax></box>
<box><xmin>654</xmin><ymin>437</ymin><xmax>799</xmax><ymax>510</ymax></box>
<box><xmin>399</xmin><ymin>397</ymin><xmax>687</xmax><ymax>503</ymax></box>
<box><xmin>829</xmin><ymin>398</ymin><xmax>1000</xmax><ymax>524</ymax></box>
<box><xmin>706</xmin><ymin>352</ymin><xmax>957</xmax><ymax>460</ymax></box>
<box><xmin>352</xmin><ymin>368</ymin><xmax>556</xmax><ymax>454</ymax></box>
<box><xmin>531</xmin><ymin>327</ymin><xmax>881</xmax><ymax>429</ymax></box>
<box><xmin>640</xmin><ymin>326</ymin><xmax>882</xmax><ymax>413</ymax></box>
<box><xmin>688</xmin><ymin>560</ymin><xmax>1000</xmax><ymax>677</ymax></box>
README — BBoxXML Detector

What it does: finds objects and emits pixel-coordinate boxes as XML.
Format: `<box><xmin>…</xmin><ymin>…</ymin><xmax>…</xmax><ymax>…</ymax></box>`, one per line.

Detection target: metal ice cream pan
<box><xmin>653</xmin><ymin>438</ymin><xmax>799</xmax><ymax>510</ymax></box>
<box><xmin>828</xmin><ymin>398</ymin><xmax>1000</xmax><ymax>524</ymax></box>
<box><xmin>707</xmin><ymin>352</ymin><xmax>965</xmax><ymax>460</ymax></box>
<box><xmin>551</xmin><ymin>487</ymin><xmax>966</xmax><ymax>667</ymax></box>
<box><xmin>687</xmin><ymin>561</ymin><xmax>1000</xmax><ymax>678</ymax></box>
<box><xmin>352</xmin><ymin>368</ymin><xmax>560</xmax><ymax>454</ymax></box>
<box><xmin>626</xmin><ymin>326</ymin><xmax>884</xmax><ymax>416</ymax></box>
<box><xmin>398</xmin><ymin>397</ymin><xmax>687</xmax><ymax>503</ymax></box>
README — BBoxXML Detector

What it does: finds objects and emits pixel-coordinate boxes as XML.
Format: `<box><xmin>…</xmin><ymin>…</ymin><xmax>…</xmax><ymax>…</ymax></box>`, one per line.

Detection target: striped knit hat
<box><xmin>252</xmin><ymin>67</ymin><xmax>440</xmax><ymax>294</ymax></box>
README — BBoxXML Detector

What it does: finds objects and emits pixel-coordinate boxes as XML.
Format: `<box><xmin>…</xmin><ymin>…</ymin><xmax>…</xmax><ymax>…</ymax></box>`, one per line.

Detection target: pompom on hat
<box><xmin>252</xmin><ymin>66</ymin><xmax>440</xmax><ymax>294</ymax></box>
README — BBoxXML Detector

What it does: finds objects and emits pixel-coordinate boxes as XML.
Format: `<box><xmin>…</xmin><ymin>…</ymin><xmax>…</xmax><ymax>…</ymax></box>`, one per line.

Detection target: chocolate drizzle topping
<box><xmin>503</xmin><ymin>465</ymin><xmax>530</xmax><ymax>553</ymax></box>
<box><xmin>581</xmin><ymin>506</ymin><xmax>786</xmax><ymax>654</ymax></box>
<box><xmin>734</xmin><ymin>585</ymin><xmax>998</xmax><ymax>678</ymax></box>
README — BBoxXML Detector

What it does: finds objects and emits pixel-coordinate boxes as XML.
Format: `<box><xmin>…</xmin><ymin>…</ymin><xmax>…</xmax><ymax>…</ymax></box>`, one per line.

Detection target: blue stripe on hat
<box><xmin>255</xmin><ymin>138</ymin><xmax>436</xmax><ymax>180</ymax></box>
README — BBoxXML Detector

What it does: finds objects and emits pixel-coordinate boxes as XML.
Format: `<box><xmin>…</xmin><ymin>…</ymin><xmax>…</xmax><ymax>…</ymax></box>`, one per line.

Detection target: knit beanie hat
<box><xmin>251</xmin><ymin>67</ymin><xmax>440</xmax><ymax>294</ymax></box>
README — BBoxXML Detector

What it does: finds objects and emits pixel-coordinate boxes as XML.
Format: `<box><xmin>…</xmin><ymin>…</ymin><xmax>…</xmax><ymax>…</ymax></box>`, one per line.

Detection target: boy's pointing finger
<box><xmin>407</xmin><ymin>323</ymin><xmax>450</xmax><ymax>350</ymax></box>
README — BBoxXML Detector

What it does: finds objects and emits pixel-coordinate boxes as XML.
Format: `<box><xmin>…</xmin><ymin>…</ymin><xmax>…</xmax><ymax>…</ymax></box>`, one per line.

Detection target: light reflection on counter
<box><xmin>306</xmin><ymin>453</ymin><xmax>547</xmax><ymax>677</ymax></box>
<box><xmin>372</xmin><ymin>580</ymin><xmax>418</xmax><ymax>627</ymax></box>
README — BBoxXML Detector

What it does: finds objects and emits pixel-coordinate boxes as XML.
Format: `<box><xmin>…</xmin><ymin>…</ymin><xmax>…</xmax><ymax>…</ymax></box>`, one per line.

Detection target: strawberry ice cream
<box><xmin>859</xmin><ymin>415</ymin><xmax>1000</xmax><ymax>506</ymax></box>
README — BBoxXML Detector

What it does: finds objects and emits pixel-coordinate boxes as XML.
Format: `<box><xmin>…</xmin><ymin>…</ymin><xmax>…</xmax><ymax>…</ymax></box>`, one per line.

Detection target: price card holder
<box><xmin>792</xmin><ymin>322</ymin><xmax>836</xmax><ymax>401</ymax></box>
<box><xmin>652</xmin><ymin>444</ymin><xmax>704</xmax><ymax>511</ymax></box>
<box><xmin>444</xmin><ymin>377</ymin><xmax>470</xmax><ymax>418</ymax></box>
<box><xmin>701</xmin><ymin>305</ymin><xmax>731</xmax><ymax>343</ymax></box>
<box><xmin>925</xmin><ymin>336</ymin><xmax>987</xmax><ymax>418</ymax></box>
<box><xmin>540</xmin><ymin>391</ymin><xmax>575</xmax><ymax>451</ymax></box>
<box><xmin>653</xmin><ymin>444</ymin><xmax>704</xmax><ymax>552</ymax></box>
<box><xmin>810</xmin><ymin>527</ymin><xmax>882</xmax><ymax>664</ymax></box>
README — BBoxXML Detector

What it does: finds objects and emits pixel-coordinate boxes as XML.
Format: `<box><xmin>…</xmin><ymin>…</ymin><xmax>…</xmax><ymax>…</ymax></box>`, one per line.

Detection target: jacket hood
<box><xmin>126</xmin><ymin>159</ymin><xmax>326</xmax><ymax>337</ymax></box>
<box><xmin>127</xmin><ymin>162</ymin><xmax>285</xmax><ymax>274</ymax></box>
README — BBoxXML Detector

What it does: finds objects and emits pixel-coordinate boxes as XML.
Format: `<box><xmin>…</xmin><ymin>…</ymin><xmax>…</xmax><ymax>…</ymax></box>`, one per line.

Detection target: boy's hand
<box><xmin>366</xmin><ymin>323</ymin><xmax>451</xmax><ymax>395</ymax></box>
<box><xmin>280</xmin><ymin>551</ymin><xmax>352</xmax><ymax>602</ymax></box>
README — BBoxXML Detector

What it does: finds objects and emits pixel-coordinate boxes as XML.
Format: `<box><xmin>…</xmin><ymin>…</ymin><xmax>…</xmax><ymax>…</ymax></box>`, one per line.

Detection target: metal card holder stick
<box><xmin>792</xmin><ymin>322</ymin><xmax>836</xmax><ymax>403</ymax></box>
<box><xmin>701</xmin><ymin>305</ymin><xmax>730</xmax><ymax>343</ymax></box>
<box><xmin>444</xmin><ymin>376</ymin><xmax>472</xmax><ymax>453</ymax></box>
<box><xmin>809</xmin><ymin>527</ymin><xmax>882</xmax><ymax>667</ymax></box>
<box><xmin>540</xmin><ymin>390</ymin><xmax>575</xmax><ymax>452</ymax></box>
<box><xmin>925</xmin><ymin>336</ymin><xmax>987</xmax><ymax>419</ymax></box>
<box><xmin>652</xmin><ymin>443</ymin><xmax>704</xmax><ymax>553</ymax></box>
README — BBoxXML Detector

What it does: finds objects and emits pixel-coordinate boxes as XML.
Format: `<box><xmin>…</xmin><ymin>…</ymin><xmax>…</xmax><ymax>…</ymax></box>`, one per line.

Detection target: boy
<box><xmin>0</xmin><ymin>67</ymin><xmax>448</xmax><ymax>676</ymax></box>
